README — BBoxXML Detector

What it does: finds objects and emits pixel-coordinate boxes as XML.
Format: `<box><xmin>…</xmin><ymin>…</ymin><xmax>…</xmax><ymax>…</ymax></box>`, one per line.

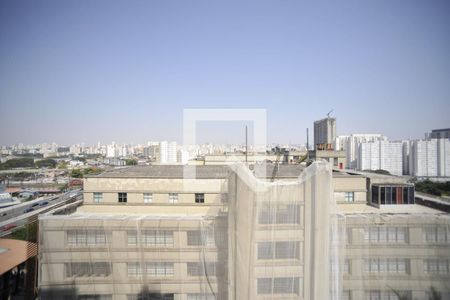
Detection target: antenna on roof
<box><xmin>245</xmin><ymin>126</ymin><xmax>248</xmax><ymax>164</ymax></box>
<box><xmin>326</xmin><ymin>109</ymin><xmax>334</xmax><ymax>118</ymax></box>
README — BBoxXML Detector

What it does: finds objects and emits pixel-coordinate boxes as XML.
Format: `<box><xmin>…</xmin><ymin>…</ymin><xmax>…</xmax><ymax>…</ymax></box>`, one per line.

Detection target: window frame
<box><xmin>195</xmin><ymin>193</ymin><xmax>205</xmax><ymax>203</ymax></box>
<box><xmin>118</xmin><ymin>192</ymin><xmax>127</xmax><ymax>203</ymax></box>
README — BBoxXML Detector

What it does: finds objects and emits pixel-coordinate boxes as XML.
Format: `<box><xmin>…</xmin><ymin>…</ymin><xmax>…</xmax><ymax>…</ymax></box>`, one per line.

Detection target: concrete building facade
<box><xmin>38</xmin><ymin>164</ymin><xmax>450</xmax><ymax>300</ymax></box>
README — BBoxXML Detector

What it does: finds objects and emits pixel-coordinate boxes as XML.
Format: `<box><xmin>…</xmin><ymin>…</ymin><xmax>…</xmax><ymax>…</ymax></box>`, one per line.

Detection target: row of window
<box><xmin>75</xmin><ymin>295</ymin><xmax>213</xmax><ymax>300</ymax></box>
<box><xmin>65</xmin><ymin>262</ymin><xmax>220</xmax><ymax>278</ymax></box>
<box><xmin>67</xmin><ymin>230</ymin><xmax>106</xmax><ymax>246</ymax></box>
<box><xmin>423</xmin><ymin>259</ymin><xmax>449</xmax><ymax>275</ymax></box>
<box><xmin>127</xmin><ymin>230</ymin><xmax>174</xmax><ymax>246</ymax></box>
<box><xmin>365</xmin><ymin>290</ymin><xmax>412</xmax><ymax>300</ymax></box>
<box><xmin>339</xmin><ymin>258</ymin><xmax>449</xmax><ymax>275</ymax></box>
<box><xmin>127</xmin><ymin>294</ymin><xmax>174</xmax><ymax>300</ymax></box>
<box><xmin>349</xmin><ymin>226</ymin><xmax>449</xmax><ymax>245</ymax></box>
<box><xmin>65</xmin><ymin>226</ymin><xmax>449</xmax><ymax>249</ymax></box>
<box><xmin>127</xmin><ymin>262</ymin><xmax>174</xmax><ymax>277</ymax></box>
<box><xmin>127</xmin><ymin>295</ymin><xmax>213</xmax><ymax>300</ymax></box>
<box><xmin>364</xmin><ymin>258</ymin><xmax>409</xmax><ymax>273</ymax></box>
<box><xmin>65</xmin><ymin>262</ymin><xmax>111</xmax><ymax>277</ymax></box>
<box><xmin>127</xmin><ymin>262</ymin><xmax>217</xmax><ymax>277</ymax></box>
<box><xmin>65</xmin><ymin>259</ymin><xmax>449</xmax><ymax>279</ymax></box>
<box><xmin>93</xmin><ymin>193</ymin><xmax>205</xmax><ymax>204</ymax></box>
<box><xmin>363</xmin><ymin>227</ymin><xmax>408</xmax><ymax>244</ymax></box>
<box><xmin>371</xmin><ymin>185</ymin><xmax>415</xmax><ymax>205</ymax></box>
<box><xmin>65</xmin><ymin>230</ymin><xmax>225</xmax><ymax>247</ymax></box>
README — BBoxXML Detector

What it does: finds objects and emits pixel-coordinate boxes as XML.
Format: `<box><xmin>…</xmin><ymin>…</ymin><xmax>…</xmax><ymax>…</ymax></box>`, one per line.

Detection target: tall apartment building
<box><xmin>426</xmin><ymin>128</ymin><xmax>450</xmax><ymax>139</ymax></box>
<box><xmin>314</xmin><ymin>117</ymin><xmax>336</xmax><ymax>150</ymax></box>
<box><xmin>357</xmin><ymin>141</ymin><xmax>403</xmax><ymax>176</ymax></box>
<box><xmin>335</xmin><ymin>134</ymin><xmax>387</xmax><ymax>169</ymax></box>
<box><xmin>159</xmin><ymin>141</ymin><xmax>178</xmax><ymax>164</ymax></box>
<box><xmin>38</xmin><ymin>164</ymin><xmax>450</xmax><ymax>300</ymax></box>
<box><xmin>409</xmin><ymin>138</ymin><xmax>450</xmax><ymax>178</ymax></box>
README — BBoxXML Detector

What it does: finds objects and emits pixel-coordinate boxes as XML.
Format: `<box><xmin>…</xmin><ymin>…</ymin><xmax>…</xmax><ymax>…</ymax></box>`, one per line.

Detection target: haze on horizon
<box><xmin>0</xmin><ymin>0</ymin><xmax>449</xmax><ymax>146</ymax></box>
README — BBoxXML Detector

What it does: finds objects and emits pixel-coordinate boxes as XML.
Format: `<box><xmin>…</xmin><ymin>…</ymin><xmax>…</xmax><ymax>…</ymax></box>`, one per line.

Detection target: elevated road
<box><xmin>0</xmin><ymin>190</ymin><xmax>82</xmax><ymax>237</ymax></box>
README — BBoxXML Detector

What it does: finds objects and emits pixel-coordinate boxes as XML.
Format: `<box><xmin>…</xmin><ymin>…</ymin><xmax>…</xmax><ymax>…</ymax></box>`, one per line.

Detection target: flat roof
<box><xmin>87</xmin><ymin>165</ymin><xmax>231</xmax><ymax>179</ymax></box>
<box><xmin>87</xmin><ymin>164</ymin><xmax>370</xmax><ymax>180</ymax></box>
<box><xmin>0</xmin><ymin>239</ymin><xmax>37</xmax><ymax>275</ymax></box>
<box><xmin>338</xmin><ymin>203</ymin><xmax>447</xmax><ymax>215</ymax></box>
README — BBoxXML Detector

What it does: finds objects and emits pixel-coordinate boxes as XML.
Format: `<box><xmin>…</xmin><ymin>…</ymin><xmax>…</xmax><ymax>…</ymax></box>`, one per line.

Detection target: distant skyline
<box><xmin>1</xmin><ymin>0</ymin><xmax>449</xmax><ymax>145</ymax></box>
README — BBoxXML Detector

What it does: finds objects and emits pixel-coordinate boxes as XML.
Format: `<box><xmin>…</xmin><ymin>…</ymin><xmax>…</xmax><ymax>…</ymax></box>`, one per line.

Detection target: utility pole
<box><xmin>245</xmin><ymin>126</ymin><xmax>248</xmax><ymax>164</ymax></box>
<box><xmin>306</xmin><ymin>128</ymin><xmax>310</xmax><ymax>161</ymax></box>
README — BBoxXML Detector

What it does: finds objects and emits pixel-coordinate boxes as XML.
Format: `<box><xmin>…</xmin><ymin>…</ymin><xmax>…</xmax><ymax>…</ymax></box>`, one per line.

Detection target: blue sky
<box><xmin>0</xmin><ymin>0</ymin><xmax>449</xmax><ymax>145</ymax></box>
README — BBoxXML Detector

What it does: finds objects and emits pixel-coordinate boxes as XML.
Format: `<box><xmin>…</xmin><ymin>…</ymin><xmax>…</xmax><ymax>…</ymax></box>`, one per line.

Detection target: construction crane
<box><xmin>326</xmin><ymin>109</ymin><xmax>334</xmax><ymax>118</ymax></box>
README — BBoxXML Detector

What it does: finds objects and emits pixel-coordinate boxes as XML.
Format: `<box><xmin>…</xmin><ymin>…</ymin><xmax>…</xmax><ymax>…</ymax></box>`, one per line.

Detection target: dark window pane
<box><xmin>380</xmin><ymin>187</ymin><xmax>385</xmax><ymax>205</ymax></box>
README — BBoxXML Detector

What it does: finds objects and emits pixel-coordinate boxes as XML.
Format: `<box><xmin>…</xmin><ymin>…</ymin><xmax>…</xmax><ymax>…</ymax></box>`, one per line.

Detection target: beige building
<box><xmin>38</xmin><ymin>164</ymin><xmax>450</xmax><ymax>300</ymax></box>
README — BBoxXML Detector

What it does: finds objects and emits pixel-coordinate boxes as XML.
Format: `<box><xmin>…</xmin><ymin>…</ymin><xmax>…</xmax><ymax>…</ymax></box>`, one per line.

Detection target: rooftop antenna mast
<box><xmin>327</xmin><ymin>109</ymin><xmax>334</xmax><ymax>118</ymax></box>
<box><xmin>245</xmin><ymin>125</ymin><xmax>248</xmax><ymax>164</ymax></box>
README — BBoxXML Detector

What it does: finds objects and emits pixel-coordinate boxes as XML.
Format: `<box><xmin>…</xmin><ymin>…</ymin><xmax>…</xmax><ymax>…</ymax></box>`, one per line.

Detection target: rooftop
<box><xmin>88</xmin><ymin>164</ymin><xmax>370</xmax><ymax>180</ymax></box>
<box><xmin>87</xmin><ymin>165</ymin><xmax>231</xmax><ymax>179</ymax></box>
<box><xmin>0</xmin><ymin>239</ymin><xmax>37</xmax><ymax>275</ymax></box>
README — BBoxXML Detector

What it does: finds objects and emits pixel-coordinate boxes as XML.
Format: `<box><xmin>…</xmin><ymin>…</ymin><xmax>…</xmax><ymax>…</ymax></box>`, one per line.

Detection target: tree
<box><xmin>35</xmin><ymin>159</ymin><xmax>57</xmax><ymax>168</ymax></box>
<box><xmin>70</xmin><ymin>169</ymin><xmax>83</xmax><ymax>178</ymax></box>
<box><xmin>57</xmin><ymin>161</ymin><xmax>69</xmax><ymax>169</ymax></box>
<box><xmin>0</xmin><ymin>158</ymin><xmax>35</xmax><ymax>170</ymax></box>
<box><xmin>126</xmin><ymin>159</ymin><xmax>138</xmax><ymax>166</ymax></box>
<box><xmin>83</xmin><ymin>167</ymin><xmax>104</xmax><ymax>176</ymax></box>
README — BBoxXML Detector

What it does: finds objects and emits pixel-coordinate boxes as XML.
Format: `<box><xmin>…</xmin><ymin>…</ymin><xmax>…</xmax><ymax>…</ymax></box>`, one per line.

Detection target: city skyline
<box><xmin>1</xmin><ymin>0</ymin><xmax>450</xmax><ymax>145</ymax></box>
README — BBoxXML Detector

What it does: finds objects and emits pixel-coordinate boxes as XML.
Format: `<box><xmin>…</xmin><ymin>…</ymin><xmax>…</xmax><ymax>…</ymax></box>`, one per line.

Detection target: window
<box><xmin>79</xmin><ymin>295</ymin><xmax>112</xmax><ymax>300</ymax></box>
<box><xmin>168</xmin><ymin>193</ymin><xmax>178</xmax><ymax>204</ymax></box>
<box><xmin>341</xmin><ymin>290</ymin><xmax>351</xmax><ymax>300</ymax></box>
<box><xmin>127</xmin><ymin>230</ymin><xmax>174</xmax><ymax>246</ymax></box>
<box><xmin>364</xmin><ymin>258</ymin><xmax>409</xmax><ymax>274</ymax></box>
<box><xmin>65</xmin><ymin>262</ymin><xmax>111</xmax><ymax>277</ymax></box>
<box><xmin>375</xmin><ymin>185</ymin><xmax>414</xmax><ymax>205</ymax></box>
<box><xmin>364</xmin><ymin>227</ymin><xmax>408</xmax><ymax>244</ymax></box>
<box><xmin>365</xmin><ymin>290</ymin><xmax>411</xmax><ymax>300</ymax></box>
<box><xmin>424</xmin><ymin>227</ymin><xmax>449</xmax><ymax>244</ymax></box>
<box><xmin>257</xmin><ymin>242</ymin><xmax>273</xmax><ymax>259</ymax></box>
<box><xmin>93</xmin><ymin>192</ymin><xmax>103</xmax><ymax>203</ymax></box>
<box><xmin>118</xmin><ymin>192</ymin><xmax>127</xmax><ymax>203</ymax></box>
<box><xmin>257</xmin><ymin>242</ymin><xmax>300</xmax><ymax>260</ymax></box>
<box><xmin>187</xmin><ymin>230</ymin><xmax>215</xmax><ymax>246</ymax></box>
<box><xmin>127</xmin><ymin>262</ymin><xmax>143</xmax><ymax>276</ymax></box>
<box><xmin>195</xmin><ymin>193</ymin><xmax>205</xmax><ymax>203</ymax></box>
<box><xmin>343</xmin><ymin>259</ymin><xmax>350</xmax><ymax>274</ymax></box>
<box><xmin>145</xmin><ymin>262</ymin><xmax>174</xmax><ymax>277</ymax></box>
<box><xmin>273</xmin><ymin>277</ymin><xmax>299</xmax><ymax>294</ymax></box>
<box><xmin>371</xmin><ymin>186</ymin><xmax>379</xmax><ymax>205</ymax></box>
<box><xmin>257</xmin><ymin>277</ymin><xmax>300</xmax><ymax>295</ymax></box>
<box><xmin>258</xmin><ymin>203</ymin><xmax>301</xmax><ymax>224</ymax></box>
<box><xmin>424</xmin><ymin>259</ymin><xmax>449</xmax><ymax>275</ymax></box>
<box><xmin>257</xmin><ymin>278</ymin><xmax>272</xmax><ymax>294</ymax></box>
<box><xmin>67</xmin><ymin>230</ymin><xmax>106</xmax><ymax>246</ymax></box>
<box><xmin>143</xmin><ymin>193</ymin><xmax>152</xmax><ymax>203</ymax></box>
<box><xmin>187</xmin><ymin>294</ymin><xmax>215</xmax><ymax>300</ymax></box>
<box><xmin>344</xmin><ymin>192</ymin><xmax>354</xmax><ymax>202</ymax></box>
<box><xmin>187</xmin><ymin>262</ymin><xmax>216</xmax><ymax>276</ymax></box>
<box><xmin>127</xmin><ymin>294</ymin><xmax>174</xmax><ymax>300</ymax></box>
